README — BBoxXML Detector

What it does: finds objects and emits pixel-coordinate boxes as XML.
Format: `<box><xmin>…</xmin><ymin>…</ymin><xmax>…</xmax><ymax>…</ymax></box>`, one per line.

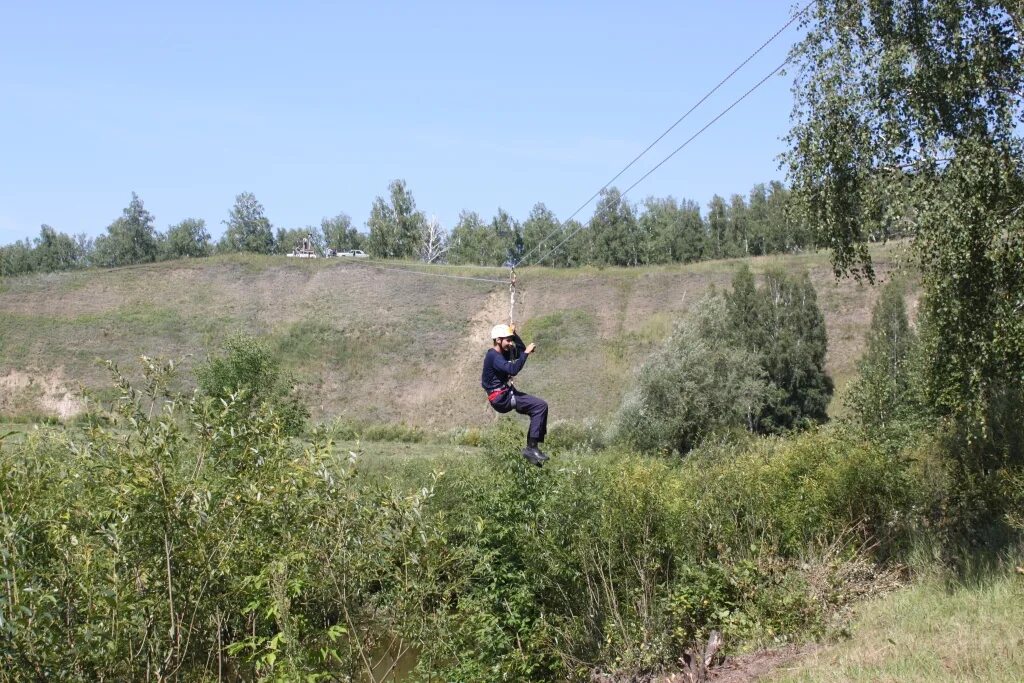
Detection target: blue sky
<box><xmin>0</xmin><ymin>1</ymin><xmax>804</xmax><ymax>244</ymax></box>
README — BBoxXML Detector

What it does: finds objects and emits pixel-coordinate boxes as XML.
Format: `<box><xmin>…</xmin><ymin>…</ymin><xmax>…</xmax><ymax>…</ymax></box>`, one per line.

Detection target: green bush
<box><xmin>617</xmin><ymin>295</ymin><xmax>769</xmax><ymax>454</ymax></box>
<box><xmin>545</xmin><ymin>418</ymin><xmax>607</xmax><ymax>452</ymax></box>
<box><xmin>0</xmin><ymin>365</ymin><xmax>930</xmax><ymax>681</ymax></box>
<box><xmin>196</xmin><ymin>333</ymin><xmax>309</xmax><ymax>436</ymax></box>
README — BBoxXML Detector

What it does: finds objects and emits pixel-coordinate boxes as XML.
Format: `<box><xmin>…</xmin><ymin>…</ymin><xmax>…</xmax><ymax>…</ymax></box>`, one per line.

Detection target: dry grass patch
<box><xmin>0</xmin><ymin>245</ymin><xmax>917</xmax><ymax>425</ymax></box>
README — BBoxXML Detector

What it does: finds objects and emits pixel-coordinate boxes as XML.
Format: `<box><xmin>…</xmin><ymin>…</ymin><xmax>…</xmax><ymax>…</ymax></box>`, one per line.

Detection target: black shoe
<box><xmin>533</xmin><ymin>447</ymin><xmax>549</xmax><ymax>462</ymax></box>
<box><xmin>521</xmin><ymin>447</ymin><xmax>545</xmax><ymax>467</ymax></box>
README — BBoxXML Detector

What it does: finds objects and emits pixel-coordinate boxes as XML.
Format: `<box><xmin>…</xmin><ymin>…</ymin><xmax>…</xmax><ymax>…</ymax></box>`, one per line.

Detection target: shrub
<box><xmin>0</xmin><ymin>366</ymin><xmax>929</xmax><ymax>681</ymax></box>
<box><xmin>545</xmin><ymin>418</ymin><xmax>607</xmax><ymax>452</ymax></box>
<box><xmin>196</xmin><ymin>334</ymin><xmax>309</xmax><ymax>436</ymax></box>
<box><xmin>617</xmin><ymin>295</ymin><xmax>769</xmax><ymax>454</ymax></box>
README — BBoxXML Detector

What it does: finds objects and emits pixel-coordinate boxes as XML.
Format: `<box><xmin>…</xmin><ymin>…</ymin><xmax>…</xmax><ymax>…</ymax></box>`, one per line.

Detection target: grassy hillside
<box><xmin>0</xmin><ymin>244</ymin><xmax>915</xmax><ymax>427</ymax></box>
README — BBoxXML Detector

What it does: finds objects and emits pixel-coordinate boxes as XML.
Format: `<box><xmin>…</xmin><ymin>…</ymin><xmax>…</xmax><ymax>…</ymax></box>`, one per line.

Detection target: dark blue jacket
<box><xmin>481</xmin><ymin>334</ymin><xmax>529</xmax><ymax>392</ymax></box>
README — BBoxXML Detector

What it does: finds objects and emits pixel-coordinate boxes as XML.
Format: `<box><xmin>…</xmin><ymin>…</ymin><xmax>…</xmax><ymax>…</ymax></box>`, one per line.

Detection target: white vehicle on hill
<box><xmin>339</xmin><ymin>249</ymin><xmax>368</xmax><ymax>258</ymax></box>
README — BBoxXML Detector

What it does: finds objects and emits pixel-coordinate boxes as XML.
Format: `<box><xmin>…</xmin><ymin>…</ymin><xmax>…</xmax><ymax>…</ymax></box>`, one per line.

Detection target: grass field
<box><xmin>0</xmin><ymin>243</ymin><xmax>916</xmax><ymax>428</ymax></box>
<box><xmin>768</xmin><ymin>571</ymin><xmax>1024</xmax><ymax>682</ymax></box>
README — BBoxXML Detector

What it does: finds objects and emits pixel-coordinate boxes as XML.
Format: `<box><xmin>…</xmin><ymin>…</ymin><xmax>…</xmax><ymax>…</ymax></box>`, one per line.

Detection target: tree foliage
<box><xmin>846</xmin><ymin>279</ymin><xmax>921</xmax><ymax>430</ymax></box>
<box><xmin>521</xmin><ymin>203</ymin><xmax>561</xmax><ymax>264</ymax></box>
<box><xmin>785</xmin><ymin>0</ymin><xmax>1024</xmax><ymax>433</ymax></box>
<box><xmin>639</xmin><ymin>196</ymin><xmax>705</xmax><ymax>264</ymax></box>
<box><xmin>221</xmin><ymin>192</ymin><xmax>275</xmax><ymax>254</ymax></box>
<box><xmin>2</xmin><ymin>178</ymin><xmax>819</xmax><ymax>276</ymax></box>
<box><xmin>589</xmin><ymin>189</ymin><xmax>644</xmax><ymax>266</ymax></box>
<box><xmin>1</xmin><ymin>363</ymin><xmax>925</xmax><ymax>680</ymax></box>
<box><xmin>447</xmin><ymin>210</ymin><xmax>491</xmax><ymax>265</ymax></box>
<box><xmin>93</xmin><ymin>193</ymin><xmax>160</xmax><ymax>267</ymax></box>
<box><xmin>195</xmin><ymin>334</ymin><xmax>308</xmax><ymax>436</ymax></box>
<box><xmin>163</xmin><ymin>218</ymin><xmax>211</xmax><ymax>259</ymax></box>
<box><xmin>321</xmin><ymin>213</ymin><xmax>363</xmax><ymax>252</ymax></box>
<box><xmin>366</xmin><ymin>179</ymin><xmax>426</xmax><ymax>259</ymax></box>
<box><xmin>726</xmin><ymin>265</ymin><xmax>833</xmax><ymax>433</ymax></box>
<box><xmin>618</xmin><ymin>296</ymin><xmax>770</xmax><ymax>454</ymax></box>
<box><xmin>0</xmin><ymin>225</ymin><xmax>89</xmax><ymax>275</ymax></box>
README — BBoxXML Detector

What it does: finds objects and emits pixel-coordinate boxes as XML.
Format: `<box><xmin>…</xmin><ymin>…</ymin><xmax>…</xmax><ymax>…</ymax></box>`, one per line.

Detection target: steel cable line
<box><xmin>326</xmin><ymin>2</ymin><xmax>810</xmax><ymax>284</ymax></box>
<box><xmin>513</xmin><ymin>0</ymin><xmax>813</xmax><ymax>268</ymax></box>
<box><xmin>522</xmin><ymin>56</ymin><xmax>793</xmax><ymax>269</ymax></box>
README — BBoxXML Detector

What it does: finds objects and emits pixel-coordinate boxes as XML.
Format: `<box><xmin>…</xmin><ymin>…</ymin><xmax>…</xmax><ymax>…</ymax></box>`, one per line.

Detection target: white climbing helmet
<box><xmin>490</xmin><ymin>323</ymin><xmax>513</xmax><ymax>340</ymax></box>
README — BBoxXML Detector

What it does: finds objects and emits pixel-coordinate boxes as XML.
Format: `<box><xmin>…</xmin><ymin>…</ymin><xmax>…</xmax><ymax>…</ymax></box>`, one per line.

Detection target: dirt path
<box><xmin>705</xmin><ymin>645</ymin><xmax>816</xmax><ymax>682</ymax></box>
<box><xmin>427</xmin><ymin>289</ymin><xmax>509</xmax><ymax>427</ymax></box>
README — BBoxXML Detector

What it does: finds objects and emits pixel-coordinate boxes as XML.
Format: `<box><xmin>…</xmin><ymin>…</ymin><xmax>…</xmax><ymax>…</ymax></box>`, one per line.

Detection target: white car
<box><xmin>340</xmin><ymin>249</ymin><xmax>368</xmax><ymax>258</ymax></box>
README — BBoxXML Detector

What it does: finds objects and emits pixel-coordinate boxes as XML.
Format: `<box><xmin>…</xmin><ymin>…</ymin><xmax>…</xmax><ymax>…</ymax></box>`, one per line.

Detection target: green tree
<box><xmin>94</xmin><ymin>193</ymin><xmax>160</xmax><ymax>267</ymax></box>
<box><xmin>705</xmin><ymin>194</ymin><xmax>733</xmax><ymax>259</ymax></box>
<box><xmin>728</xmin><ymin>194</ymin><xmax>750</xmax><ymax>255</ymax></box>
<box><xmin>746</xmin><ymin>184</ymin><xmax>771</xmax><ymax>256</ymax></box>
<box><xmin>164</xmin><ymin>218</ymin><xmax>211</xmax><ymax>259</ymax></box>
<box><xmin>0</xmin><ymin>239</ymin><xmax>38</xmax><ymax>275</ymax></box>
<box><xmin>618</xmin><ymin>295</ymin><xmax>769</xmax><ymax>454</ymax></box>
<box><xmin>761</xmin><ymin>181</ymin><xmax>809</xmax><ymax>254</ymax></box>
<box><xmin>221</xmin><ymin>192</ymin><xmax>274</xmax><ymax>254</ymax></box>
<box><xmin>366</xmin><ymin>179</ymin><xmax>425</xmax><ymax>259</ymax></box>
<box><xmin>589</xmin><ymin>188</ymin><xmax>644</xmax><ymax>266</ymax></box>
<box><xmin>490</xmin><ymin>208</ymin><xmax>523</xmax><ymax>266</ymax></box>
<box><xmin>36</xmin><ymin>225</ymin><xmax>75</xmax><ymax>270</ymax></box>
<box><xmin>321</xmin><ymin>213</ymin><xmax>362</xmax><ymax>252</ymax></box>
<box><xmin>0</xmin><ymin>226</ymin><xmax>92</xmax><ymax>275</ymax></box>
<box><xmin>639</xmin><ymin>197</ymin><xmax>705</xmax><ymax>264</ymax></box>
<box><xmin>846</xmin><ymin>279</ymin><xmax>920</xmax><ymax>430</ymax></box>
<box><xmin>195</xmin><ymin>334</ymin><xmax>308</xmax><ymax>436</ymax></box>
<box><xmin>725</xmin><ymin>266</ymin><xmax>833</xmax><ymax>433</ymax></box>
<box><xmin>447</xmin><ymin>210</ymin><xmax>490</xmax><ymax>265</ymax></box>
<box><xmin>29</xmin><ymin>225</ymin><xmax>86</xmax><ymax>272</ymax></box>
<box><xmin>521</xmin><ymin>203</ymin><xmax>561</xmax><ymax>265</ymax></box>
<box><xmin>447</xmin><ymin>208</ymin><xmax>519</xmax><ymax>266</ymax></box>
<box><xmin>784</xmin><ymin>0</ymin><xmax>1024</xmax><ymax>433</ymax></box>
<box><xmin>553</xmin><ymin>218</ymin><xmax>591</xmax><ymax>267</ymax></box>
<box><xmin>724</xmin><ymin>264</ymin><xmax>760</xmax><ymax>336</ymax></box>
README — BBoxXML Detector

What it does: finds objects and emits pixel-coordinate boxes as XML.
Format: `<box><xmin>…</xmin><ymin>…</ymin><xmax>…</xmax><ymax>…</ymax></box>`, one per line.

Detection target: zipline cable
<box><xmin>522</xmin><ymin>56</ymin><xmax>793</xmax><ymax>269</ymax></box>
<box><xmin>512</xmin><ymin>0</ymin><xmax>813</xmax><ymax>268</ymax></box>
<box><xmin>326</xmin><ymin>2</ymin><xmax>811</xmax><ymax>287</ymax></box>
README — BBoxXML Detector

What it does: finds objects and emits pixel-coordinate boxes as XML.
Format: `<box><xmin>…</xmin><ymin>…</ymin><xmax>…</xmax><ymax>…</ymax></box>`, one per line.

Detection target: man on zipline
<box><xmin>481</xmin><ymin>323</ymin><xmax>549</xmax><ymax>467</ymax></box>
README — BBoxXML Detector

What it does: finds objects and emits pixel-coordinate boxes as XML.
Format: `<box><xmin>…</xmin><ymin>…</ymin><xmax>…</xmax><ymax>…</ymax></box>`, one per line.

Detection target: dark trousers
<box><xmin>489</xmin><ymin>388</ymin><xmax>548</xmax><ymax>442</ymax></box>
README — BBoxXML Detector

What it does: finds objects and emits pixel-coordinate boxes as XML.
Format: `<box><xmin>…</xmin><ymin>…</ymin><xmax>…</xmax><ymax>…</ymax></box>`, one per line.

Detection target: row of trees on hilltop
<box><xmin>1</xmin><ymin>179</ymin><xmax>847</xmax><ymax>277</ymax></box>
<box><xmin>366</xmin><ymin>180</ymin><xmax>819</xmax><ymax>267</ymax></box>
<box><xmin>0</xmin><ymin>192</ymin><xmax>365</xmax><ymax>276</ymax></box>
